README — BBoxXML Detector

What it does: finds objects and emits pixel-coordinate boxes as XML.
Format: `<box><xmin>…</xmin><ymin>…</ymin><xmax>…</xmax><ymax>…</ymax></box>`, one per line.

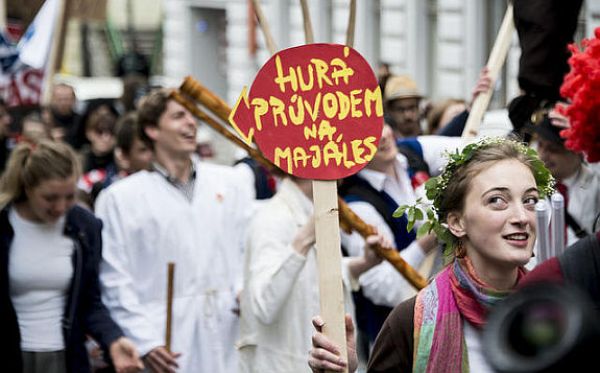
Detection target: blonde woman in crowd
<box><xmin>0</xmin><ymin>140</ymin><xmax>143</xmax><ymax>373</ymax></box>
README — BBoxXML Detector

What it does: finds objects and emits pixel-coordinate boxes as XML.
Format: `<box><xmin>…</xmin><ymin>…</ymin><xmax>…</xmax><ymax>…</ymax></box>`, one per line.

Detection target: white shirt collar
<box><xmin>357</xmin><ymin>154</ymin><xmax>409</xmax><ymax>192</ymax></box>
<box><xmin>278</xmin><ymin>177</ymin><xmax>314</xmax><ymax>218</ymax></box>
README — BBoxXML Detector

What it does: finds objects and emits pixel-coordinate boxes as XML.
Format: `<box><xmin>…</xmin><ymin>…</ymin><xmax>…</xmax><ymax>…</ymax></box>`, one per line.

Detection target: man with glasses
<box><xmin>384</xmin><ymin>75</ymin><xmax>423</xmax><ymax>139</ymax></box>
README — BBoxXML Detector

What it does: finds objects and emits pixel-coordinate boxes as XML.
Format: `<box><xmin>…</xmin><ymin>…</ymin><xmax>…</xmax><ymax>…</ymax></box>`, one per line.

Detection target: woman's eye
<box><xmin>488</xmin><ymin>196</ymin><xmax>507</xmax><ymax>207</ymax></box>
<box><xmin>523</xmin><ymin>196</ymin><xmax>539</xmax><ymax>207</ymax></box>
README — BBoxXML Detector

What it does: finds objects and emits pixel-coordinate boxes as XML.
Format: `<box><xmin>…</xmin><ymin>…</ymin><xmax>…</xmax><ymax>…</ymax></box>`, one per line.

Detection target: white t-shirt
<box><xmin>8</xmin><ymin>207</ymin><xmax>73</xmax><ymax>351</ymax></box>
<box><xmin>464</xmin><ymin>321</ymin><xmax>495</xmax><ymax>373</ymax></box>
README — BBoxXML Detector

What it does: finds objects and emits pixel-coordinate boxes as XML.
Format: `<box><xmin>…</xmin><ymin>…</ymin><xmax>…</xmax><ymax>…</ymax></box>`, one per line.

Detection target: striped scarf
<box><xmin>412</xmin><ymin>257</ymin><xmax>526</xmax><ymax>372</ymax></box>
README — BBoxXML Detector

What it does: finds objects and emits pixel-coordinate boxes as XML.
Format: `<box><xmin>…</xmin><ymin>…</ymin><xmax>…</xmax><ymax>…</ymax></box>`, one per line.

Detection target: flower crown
<box><xmin>394</xmin><ymin>137</ymin><xmax>555</xmax><ymax>258</ymax></box>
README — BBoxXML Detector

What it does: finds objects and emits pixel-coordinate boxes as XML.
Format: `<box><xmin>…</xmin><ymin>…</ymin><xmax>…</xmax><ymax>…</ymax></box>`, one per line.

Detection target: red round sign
<box><xmin>230</xmin><ymin>43</ymin><xmax>383</xmax><ymax>180</ymax></box>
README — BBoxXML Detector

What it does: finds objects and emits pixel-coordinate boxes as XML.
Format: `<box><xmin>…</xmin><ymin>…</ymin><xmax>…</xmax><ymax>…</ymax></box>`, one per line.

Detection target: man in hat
<box><xmin>383</xmin><ymin>75</ymin><xmax>424</xmax><ymax>139</ymax></box>
<box><xmin>527</xmin><ymin>111</ymin><xmax>600</xmax><ymax>245</ymax></box>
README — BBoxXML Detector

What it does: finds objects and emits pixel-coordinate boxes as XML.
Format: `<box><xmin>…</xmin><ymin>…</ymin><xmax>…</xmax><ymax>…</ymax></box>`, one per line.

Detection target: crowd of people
<box><xmin>1</xmin><ymin>2</ymin><xmax>599</xmax><ymax>373</ymax></box>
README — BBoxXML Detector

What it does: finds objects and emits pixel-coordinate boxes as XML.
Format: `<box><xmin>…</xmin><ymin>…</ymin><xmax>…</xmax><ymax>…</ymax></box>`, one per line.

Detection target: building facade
<box><xmin>162</xmin><ymin>0</ymin><xmax>599</xmax><ymax>161</ymax></box>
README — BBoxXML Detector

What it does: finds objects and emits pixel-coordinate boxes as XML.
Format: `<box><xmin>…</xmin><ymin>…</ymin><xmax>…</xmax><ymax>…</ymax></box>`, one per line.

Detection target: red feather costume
<box><xmin>558</xmin><ymin>27</ymin><xmax>600</xmax><ymax>162</ymax></box>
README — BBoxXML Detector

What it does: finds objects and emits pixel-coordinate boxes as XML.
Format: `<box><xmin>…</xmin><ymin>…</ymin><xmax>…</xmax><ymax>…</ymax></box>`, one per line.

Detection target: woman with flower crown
<box><xmin>308</xmin><ymin>137</ymin><xmax>554</xmax><ymax>373</ymax></box>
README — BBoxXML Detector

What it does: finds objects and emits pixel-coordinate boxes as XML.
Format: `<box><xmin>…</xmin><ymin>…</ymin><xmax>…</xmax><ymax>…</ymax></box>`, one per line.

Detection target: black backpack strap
<box><xmin>396</xmin><ymin>141</ymin><xmax>430</xmax><ymax>177</ymax></box>
<box><xmin>234</xmin><ymin>157</ymin><xmax>275</xmax><ymax>200</ymax></box>
<box><xmin>341</xmin><ymin>176</ymin><xmax>396</xmax><ymax>231</ymax></box>
<box><xmin>565</xmin><ymin>209</ymin><xmax>589</xmax><ymax>238</ymax></box>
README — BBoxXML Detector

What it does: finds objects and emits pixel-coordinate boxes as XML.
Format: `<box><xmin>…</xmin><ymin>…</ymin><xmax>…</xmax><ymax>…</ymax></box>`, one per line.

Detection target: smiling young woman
<box><xmin>0</xmin><ymin>140</ymin><xmax>143</xmax><ymax>373</ymax></box>
<box><xmin>308</xmin><ymin>137</ymin><xmax>554</xmax><ymax>373</ymax></box>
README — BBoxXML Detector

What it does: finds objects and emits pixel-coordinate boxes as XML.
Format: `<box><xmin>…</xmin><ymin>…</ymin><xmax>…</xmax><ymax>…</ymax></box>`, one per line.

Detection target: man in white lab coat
<box><xmin>96</xmin><ymin>89</ymin><xmax>254</xmax><ymax>372</ymax></box>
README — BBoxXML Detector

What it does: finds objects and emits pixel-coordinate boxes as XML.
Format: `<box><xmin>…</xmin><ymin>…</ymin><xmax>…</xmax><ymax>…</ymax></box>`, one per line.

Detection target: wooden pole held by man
<box><xmin>165</xmin><ymin>262</ymin><xmax>175</xmax><ymax>353</ymax></box>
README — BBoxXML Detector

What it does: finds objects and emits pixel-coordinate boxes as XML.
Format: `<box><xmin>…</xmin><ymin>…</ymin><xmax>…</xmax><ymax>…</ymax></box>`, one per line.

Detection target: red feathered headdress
<box><xmin>558</xmin><ymin>27</ymin><xmax>600</xmax><ymax>162</ymax></box>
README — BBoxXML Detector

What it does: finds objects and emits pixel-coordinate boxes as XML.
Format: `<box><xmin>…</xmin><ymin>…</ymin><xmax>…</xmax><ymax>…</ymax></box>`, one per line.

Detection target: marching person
<box><xmin>339</xmin><ymin>124</ymin><xmax>439</xmax><ymax>361</ymax></box>
<box><xmin>383</xmin><ymin>75</ymin><xmax>424</xmax><ymax>139</ymax></box>
<box><xmin>238</xmin><ymin>174</ymin><xmax>390</xmax><ymax>372</ymax></box>
<box><xmin>96</xmin><ymin>89</ymin><xmax>255</xmax><ymax>372</ymax></box>
<box><xmin>0</xmin><ymin>140</ymin><xmax>143</xmax><ymax>373</ymax></box>
<box><xmin>308</xmin><ymin>137</ymin><xmax>554</xmax><ymax>372</ymax></box>
<box><xmin>526</xmin><ymin>112</ymin><xmax>600</xmax><ymax>245</ymax></box>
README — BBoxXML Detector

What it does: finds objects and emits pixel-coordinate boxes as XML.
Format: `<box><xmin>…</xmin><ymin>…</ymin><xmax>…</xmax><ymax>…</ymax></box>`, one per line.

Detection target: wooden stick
<box><xmin>462</xmin><ymin>2</ymin><xmax>515</xmax><ymax>139</ymax></box>
<box><xmin>345</xmin><ymin>0</ymin><xmax>357</xmax><ymax>48</ymax></box>
<box><xmin>165</xmin><ymin>262</ymin><xmax>175</xmax><ymax>352</ymax></box>
<box><xmin>248</xmin><ymin>0</ymin><xmax>258</xmax><ymax>55</ymax></box>
<box><xmin>41</xmin><ymin>0</ymin><xmax>69</xmax><ymax>105</ymax></box>
<box><xmin>174</xmin><ymin>80</ymin><xmax>428</xmax><ymax>290</ymax></box>
<box><xmin>53</xmin><ymin>0</ymin><xmax>72</xmax><ymax>75</ymax></box>
<box><xmin>0</xmin><ymin>0</ymin><xmax>6</xmax><ymax>29</ymax></box>
<box><xmin>171</xmin><ymin>91</ymin><xmax>277</xmax><ymax>173</ymax></box>
<box><xmin>251</xmin><ymin>0</ymin><xmax>278</xmax><ymax>55</ymax></box>
<box><xmin>338</xmin><ymin>202</ymin><xmax>428</xmax><ymax>289</ymax></box>
<box><xmin>300</xmin><ymin>0</ymin><xmax>314</xmax><ymax>44</ymax></box>
<box><xmin>315</xmin><ymin>15</ymin><xmax>360</xmax><ymax>368</ymax></box>
<box><xmin>180</xmin><ymin>77</ymin><xmax>232</xmax><ymax>123</ymax></box>
<box><xmin>313</xmin><ymin>180</ymin><xmax>348</xmax><ymax>373</ymax></box>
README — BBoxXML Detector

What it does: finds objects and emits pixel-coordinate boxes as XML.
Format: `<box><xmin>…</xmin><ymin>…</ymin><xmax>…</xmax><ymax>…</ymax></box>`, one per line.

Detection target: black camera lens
<box><xmin>483</xmin><ymin>283</ymin><xmax>600</xmax><ymax>373</ymax></box>
<box><xmin>506</xmin><ymin>300</ymin><xmax>567</xmax><ymax>357</ymax></box>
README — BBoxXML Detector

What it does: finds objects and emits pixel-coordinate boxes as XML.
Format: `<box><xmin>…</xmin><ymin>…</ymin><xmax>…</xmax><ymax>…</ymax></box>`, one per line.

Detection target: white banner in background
<box><xmin>18</xmin><ymin>0</ymin><xmax>59</xmax><ymax>69</ymax></box>
<box><xmin>0</xmin><ymin>0</ymin><xmax>59</xmax><ymax>106</ymax></box>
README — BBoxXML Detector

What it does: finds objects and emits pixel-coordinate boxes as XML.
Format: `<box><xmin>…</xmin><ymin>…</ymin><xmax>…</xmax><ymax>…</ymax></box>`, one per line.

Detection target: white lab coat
<box><xmin>96</xmin><ymin>160</ymin><xmax>254</xmax><ymax>373</ymax></box>
<box><xmin>237</xmin><ymin>178</ymin><xmax>357</xmax><ymax>373</ymax></box>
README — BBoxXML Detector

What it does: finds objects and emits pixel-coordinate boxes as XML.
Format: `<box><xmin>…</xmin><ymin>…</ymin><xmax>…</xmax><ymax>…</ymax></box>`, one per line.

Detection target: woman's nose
<box><xmin>510</xmin><ymin>203</ymin><xmax>530</xmax><ymax>226</ymax></box>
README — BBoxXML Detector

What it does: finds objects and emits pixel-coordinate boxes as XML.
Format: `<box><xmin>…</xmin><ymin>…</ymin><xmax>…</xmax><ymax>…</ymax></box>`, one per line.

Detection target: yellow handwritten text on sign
<box><xmin>230</xmin><ymin>44</ymin><xmax>383</xmax><ymax>180</ymax></box>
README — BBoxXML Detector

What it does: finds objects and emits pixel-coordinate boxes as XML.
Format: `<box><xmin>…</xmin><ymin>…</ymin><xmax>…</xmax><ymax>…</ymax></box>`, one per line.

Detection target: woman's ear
<box><xmin>446</xmin><ymin>212</ymin><xmax>466</xmax><ymax>238</ymax></box>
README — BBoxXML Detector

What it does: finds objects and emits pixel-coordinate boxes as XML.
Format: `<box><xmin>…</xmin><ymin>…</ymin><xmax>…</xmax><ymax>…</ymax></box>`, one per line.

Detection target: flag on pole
<box><xmin>0</xmin><ymin>0</ymin><xmax>59</xmax><ymax>106</ymax></box>
<box><xmin>18</xmin><ymin>0</ymin><xmax>60</xmax><ymax>69</ymax></box>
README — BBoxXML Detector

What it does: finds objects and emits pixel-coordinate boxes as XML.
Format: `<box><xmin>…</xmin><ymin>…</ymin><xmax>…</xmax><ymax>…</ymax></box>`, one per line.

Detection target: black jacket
<box><xmin>1</xmin><ymin>205</ymin><xmax>124</xmax><ymax>373</ymax></box>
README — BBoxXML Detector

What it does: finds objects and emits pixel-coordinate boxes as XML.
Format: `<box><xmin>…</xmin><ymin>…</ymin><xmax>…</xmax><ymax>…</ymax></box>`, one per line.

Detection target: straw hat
<box><xmin>384</xmin><ymin>75</ymin><xmax>422</xmax><ymax>102</ymax></box>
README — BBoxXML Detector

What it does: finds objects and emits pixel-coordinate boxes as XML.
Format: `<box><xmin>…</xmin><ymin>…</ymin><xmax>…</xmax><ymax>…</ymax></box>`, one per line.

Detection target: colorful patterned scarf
<box><xmin>412</xmin><ymin>257</ymin><xmax>526</xmax><ymax>373</ymax></box>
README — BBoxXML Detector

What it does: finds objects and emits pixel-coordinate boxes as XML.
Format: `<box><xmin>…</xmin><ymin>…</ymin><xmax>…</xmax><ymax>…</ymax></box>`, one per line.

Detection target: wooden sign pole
<box><xmin>462</xmin><ymin>2</ymin><xmax>514</xmax><ymax>139</ymax></box>
<box><xmin>311</xmin><ymin>1</ymin><xmax>358</xmax><ymax>368</ymax></box>
<box><xmin>312</xmin><ymin>180</ymin><xmax>348</xmax><ymax>373</ymax></box>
